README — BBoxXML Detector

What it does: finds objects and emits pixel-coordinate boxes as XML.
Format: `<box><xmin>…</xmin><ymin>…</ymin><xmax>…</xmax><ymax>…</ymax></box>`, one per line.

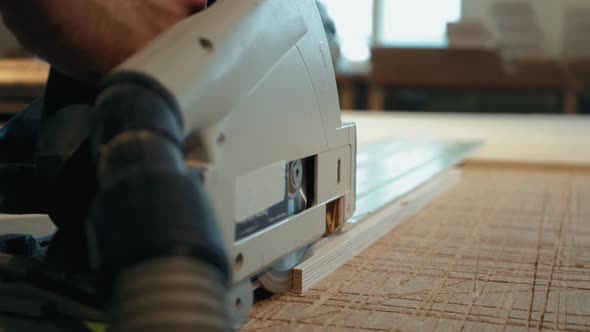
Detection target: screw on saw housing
<box><xmin>89</xmin><ymin>71</ymin><xmax>231</xmax><ymax>331</ymax></box>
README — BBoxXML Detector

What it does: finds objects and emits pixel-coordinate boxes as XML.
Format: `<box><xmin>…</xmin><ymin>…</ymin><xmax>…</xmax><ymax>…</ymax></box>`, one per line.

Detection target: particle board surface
<box><xmin>245</xmin><ymin>166</ymin><xmax>590</xmax><ymax>331</ymax></box>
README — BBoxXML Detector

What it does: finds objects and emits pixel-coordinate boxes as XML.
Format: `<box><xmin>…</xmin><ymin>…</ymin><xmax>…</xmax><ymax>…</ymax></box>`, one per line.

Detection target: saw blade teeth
<box><xmin>257</xmin><ymin>244</ymin><xmax>312</xmax><ymax>294</ymax></box>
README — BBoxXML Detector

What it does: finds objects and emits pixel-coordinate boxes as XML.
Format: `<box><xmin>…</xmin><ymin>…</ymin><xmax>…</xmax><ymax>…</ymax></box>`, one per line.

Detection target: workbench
<box><xmin>244</xmin><ymin>112</ymin><xmax>590</xmax><ymax>331</ymax></box>
<box><xmin>336</xmin><ymin>48</ymin><xmax>590</xmax><ymax>114</ymax></box>
<box><xmin>0</xmin><ymin>112</ymin><xmax>589</xmax><ymax>331</ymax></box>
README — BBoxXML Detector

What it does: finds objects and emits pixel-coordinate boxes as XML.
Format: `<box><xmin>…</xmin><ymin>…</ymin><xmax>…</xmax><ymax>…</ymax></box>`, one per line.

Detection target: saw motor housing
<box><xmin>109</xmin><ymin>0</ymin><xmax>356</xmax><ymax>314</ymax></box>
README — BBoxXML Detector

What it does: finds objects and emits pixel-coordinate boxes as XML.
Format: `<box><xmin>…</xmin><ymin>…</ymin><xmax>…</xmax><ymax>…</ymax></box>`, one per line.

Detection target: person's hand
<box><xmin>0</xmin><ymin>0</ymin><xmax>208</xmax><ymax>83</ymax></box>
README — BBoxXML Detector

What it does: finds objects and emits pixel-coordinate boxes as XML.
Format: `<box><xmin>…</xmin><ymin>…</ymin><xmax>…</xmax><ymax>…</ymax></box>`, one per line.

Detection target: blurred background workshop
<box><xmin>1</xmin><ymin>0</ymin><xmax>590</xmax><ymax>331</ymax></box>
<box><xmin>2</xmin><ymin>0</ymin><xmax>590</xmax><ymax>117</ymax></box>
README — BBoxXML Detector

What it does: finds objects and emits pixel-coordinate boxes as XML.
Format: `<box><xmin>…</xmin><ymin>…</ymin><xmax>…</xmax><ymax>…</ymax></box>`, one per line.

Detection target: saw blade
<box><xmin>257</xmin><ymin>244</ymin><xmax>311</xmax><ymax>294</ymax></box>
<box><xmin>258</xmin><ymin>159</ymin><xmax>311</xmax><ymax>293</ymax></box>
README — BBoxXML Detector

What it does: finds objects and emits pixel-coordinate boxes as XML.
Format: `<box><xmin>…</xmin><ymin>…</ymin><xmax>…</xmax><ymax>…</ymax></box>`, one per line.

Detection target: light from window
<box><xmin>319</xmin><ymin>0</ymin><xmax>462</xmax><ymax>63</ymax></box>
<box><xmin>379</xmin><ymin>0</ymin><xmax>461</xmax><ymax>47</ymax></box>
<box><xmin>321</xmin><ymin>0</ymin><xmax>374</xmax><ymax>62</ymax></box>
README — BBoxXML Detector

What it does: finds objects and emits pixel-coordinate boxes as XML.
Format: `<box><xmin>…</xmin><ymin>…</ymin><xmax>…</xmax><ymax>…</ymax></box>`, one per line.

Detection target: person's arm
<box><xmin>0</xmin><ymin>0</ymin><xmax>207</xmax><ymax>83</ymax></box>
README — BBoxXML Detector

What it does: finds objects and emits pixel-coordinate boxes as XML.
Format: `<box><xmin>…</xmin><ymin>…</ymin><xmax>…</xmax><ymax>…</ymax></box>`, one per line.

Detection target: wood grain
<box><xmin>244</xmin><ymin>166</ymin><xmax>590</xmax><ymax>331</ymax></box>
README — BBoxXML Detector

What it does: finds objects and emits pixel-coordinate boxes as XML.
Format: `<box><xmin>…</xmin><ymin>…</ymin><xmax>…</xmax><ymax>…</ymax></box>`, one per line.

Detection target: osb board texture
<box><xmin>244</xmin><ymin>167</ymin><xmax>590</xmax><ymax>331</ymax></box>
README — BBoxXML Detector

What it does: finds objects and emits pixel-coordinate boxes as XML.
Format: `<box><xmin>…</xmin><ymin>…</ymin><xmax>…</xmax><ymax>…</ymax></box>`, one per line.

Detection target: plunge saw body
<box><xmin>0</xmin><ymin>0</ymin><xmax>356</xmax><ymax>329</ymax></box>
<box><xmin>112</xmin><ymin>0</ymin><xmax>356</xmax><ymax>324</ymax></box>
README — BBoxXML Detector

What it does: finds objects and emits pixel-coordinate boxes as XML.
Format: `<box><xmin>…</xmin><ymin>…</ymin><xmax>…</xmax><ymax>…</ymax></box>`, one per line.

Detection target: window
<box><xmin>379</xmin><ymin>0</ymin><xmax>461</xmax><ymax>47</ymax></box>
<box><xmin>320</xmin><ymin>0</ymin><xmax>462</xmax><ymax>62</ymax></box>
<box><xmin>321</xmin><ymin>0</ymin><xmax>374</xmax><ymax>62</ymax></box>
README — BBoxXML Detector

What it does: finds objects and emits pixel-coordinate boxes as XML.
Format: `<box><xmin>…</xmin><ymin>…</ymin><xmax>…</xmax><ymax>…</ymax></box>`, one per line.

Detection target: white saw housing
<box><xmin>114</xmin><ymin>0</ymin><xmax>356</xmax><ymax>290</ymax></box>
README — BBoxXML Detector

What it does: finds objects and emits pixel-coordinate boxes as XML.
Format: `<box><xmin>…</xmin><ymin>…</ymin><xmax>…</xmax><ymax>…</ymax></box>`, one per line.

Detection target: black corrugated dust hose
<box><xmin>89</xmin><ymin>72</ymin><xmax>230</xmax><ymax>332</ymax></box>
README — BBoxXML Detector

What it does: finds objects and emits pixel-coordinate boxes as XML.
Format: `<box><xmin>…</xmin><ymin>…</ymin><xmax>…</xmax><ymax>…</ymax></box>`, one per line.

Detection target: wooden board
<box><xmin>291</xmin><ymin>139</ymin><xmax>478</xmax><ymax>294</ymax></box>
<box><xmin>245</xmin><ymin>166</ymin><xmax>590</xmax><ymax>331</ymax></box>
<box><xmin>342</xmin><ymin>112</ymin><xmax>590</xmax><ymax>167</ymax></box>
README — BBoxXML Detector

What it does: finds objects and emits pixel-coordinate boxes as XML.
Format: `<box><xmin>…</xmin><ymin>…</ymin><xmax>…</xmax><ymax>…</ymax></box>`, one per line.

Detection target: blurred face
<box><xmin>0</xmin><ymin>0</ymin><xmax>208</xmax><ymax>83</ymax></box>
